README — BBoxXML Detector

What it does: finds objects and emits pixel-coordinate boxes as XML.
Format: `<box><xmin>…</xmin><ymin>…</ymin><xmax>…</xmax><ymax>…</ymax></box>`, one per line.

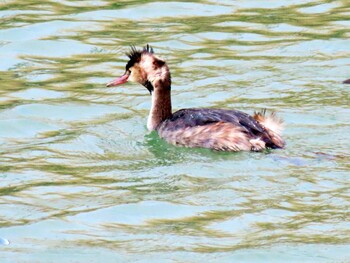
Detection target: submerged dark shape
<box><xmin>343</xmin><ymin>79</ymin><xmax>350</xmax><ymax>84</ymax></box>
<box><xmin>106</xmin><ymin>45</ymin><xmax>285</xmax><ymax>152</ymax></box>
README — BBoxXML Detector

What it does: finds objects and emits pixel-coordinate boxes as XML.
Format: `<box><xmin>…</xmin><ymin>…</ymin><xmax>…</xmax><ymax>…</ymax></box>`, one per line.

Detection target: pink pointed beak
<box><xmin>106</xmin><ymin>74</ymin><xmax>129</xmax><ymax>87</ymax></box>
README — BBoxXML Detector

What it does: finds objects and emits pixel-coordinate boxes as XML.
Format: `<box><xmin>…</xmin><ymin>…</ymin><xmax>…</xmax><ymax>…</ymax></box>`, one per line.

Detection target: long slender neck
<box><xmin>147</xmin><ymin>82</ymin><xmax>172</xmax><ymax>131</ymax></box>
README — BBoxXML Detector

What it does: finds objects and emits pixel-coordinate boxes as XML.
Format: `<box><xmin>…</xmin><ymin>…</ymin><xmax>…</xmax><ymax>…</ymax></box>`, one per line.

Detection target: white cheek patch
<box><xmin>128</xmin><ymin>66</ymin><xmax>141</xmax><ymax>82</ymax></box>
<box><xmin>128</xmin><ymin>74</ymin><xmax>136</xmax><ymax>82</ymax></box>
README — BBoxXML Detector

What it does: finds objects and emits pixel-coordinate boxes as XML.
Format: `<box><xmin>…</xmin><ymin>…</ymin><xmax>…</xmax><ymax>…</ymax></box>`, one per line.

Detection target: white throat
<box><xmin>147</xmin><ymin>93</ymin><xmax>157</xmax><ymax>131</ymax></box>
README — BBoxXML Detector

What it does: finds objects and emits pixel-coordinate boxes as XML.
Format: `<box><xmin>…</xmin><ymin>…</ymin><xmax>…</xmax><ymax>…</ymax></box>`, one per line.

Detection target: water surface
<box><xmin>0</xmin><ymin>0</ymin><xmax>350</xmax><ymax>262</ymax></box>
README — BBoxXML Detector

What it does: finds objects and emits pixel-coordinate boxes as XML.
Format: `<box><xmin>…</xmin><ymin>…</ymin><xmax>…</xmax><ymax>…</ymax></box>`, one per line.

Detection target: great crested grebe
<box><xmin>107</xmin><ymin>45</ymin><xmax>285</xmax><ymax>151</ymax></box>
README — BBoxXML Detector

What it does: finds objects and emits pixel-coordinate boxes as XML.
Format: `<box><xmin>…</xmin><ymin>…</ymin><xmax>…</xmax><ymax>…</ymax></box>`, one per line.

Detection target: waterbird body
<box><xmin>107</xmin><ymin>45</ymin><xmax>285</xmax><ymax>151</ymax></box>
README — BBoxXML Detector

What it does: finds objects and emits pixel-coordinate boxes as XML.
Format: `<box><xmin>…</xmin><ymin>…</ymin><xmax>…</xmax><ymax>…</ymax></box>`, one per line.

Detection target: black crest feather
<box><xmin>125</xmin><ymin>44</ymin><xmax>154</xmax><ymax>70</ymax></box>
<box><xmin>143</xmin><ymin>44</ymin><xmax>154</xmax><ymax>54</ymax></box>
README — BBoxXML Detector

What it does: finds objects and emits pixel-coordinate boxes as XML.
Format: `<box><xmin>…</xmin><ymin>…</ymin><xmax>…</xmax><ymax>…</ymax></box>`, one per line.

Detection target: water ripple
<box><xmin>1</xmin><ymin>0</ymin><xmax>350</xmax><ymax>261</ymax></box>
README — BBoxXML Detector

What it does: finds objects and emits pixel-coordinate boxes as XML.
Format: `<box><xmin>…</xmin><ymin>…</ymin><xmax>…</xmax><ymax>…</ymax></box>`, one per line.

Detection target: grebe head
<box><xmin>106</xmin><ymin>44</ymin><xmax>171</xmax><ymax>94</ymax></box>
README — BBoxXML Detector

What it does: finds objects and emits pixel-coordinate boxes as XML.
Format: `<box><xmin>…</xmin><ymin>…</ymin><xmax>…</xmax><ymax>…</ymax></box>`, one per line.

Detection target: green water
<box><xmin>1</xmin><ymin>0</ymin><xmax>350</xmax><ymax>262</ymax></box>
